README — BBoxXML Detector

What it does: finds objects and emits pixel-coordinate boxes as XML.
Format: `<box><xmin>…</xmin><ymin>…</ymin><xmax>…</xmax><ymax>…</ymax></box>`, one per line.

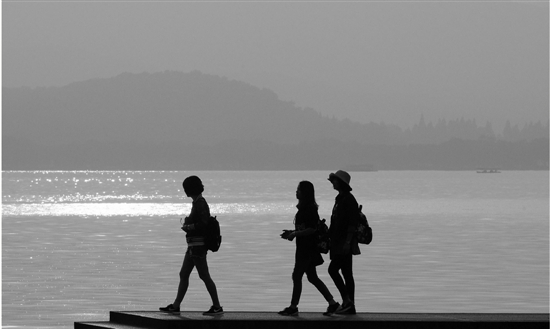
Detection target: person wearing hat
<box><xmin>327</xmin><ymin>170</ymin><xmax>360</xmax><ymax>314</ymax></box>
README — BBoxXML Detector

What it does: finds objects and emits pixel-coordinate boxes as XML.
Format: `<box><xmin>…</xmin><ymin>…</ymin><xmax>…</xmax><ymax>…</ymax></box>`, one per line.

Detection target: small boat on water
<box><xmin>477</xmin><ymin>168</ymin><xmax>501</xmax><ymax>173</ymax></box>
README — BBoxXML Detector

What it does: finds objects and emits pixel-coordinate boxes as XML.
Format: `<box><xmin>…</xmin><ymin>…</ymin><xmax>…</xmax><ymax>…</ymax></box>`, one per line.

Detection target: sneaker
<box><xmin>159</xmin><ymin>304</ymin><xmax>180</xmax><ymax>313</ymax></box>
<box><xmin>203</xmin><ymin>306</ymin><xmax>224</xmax><ymax>316</ymax></box>
<box><xmin>278</xmin><ymin>306</ymin><xmax>299</xmax><ymax>316</ymax></box>
<box><xmin>323</xmin><ymin>302</ymin><xmax>341</xmax><ymax>316</ymax></box>
<box><xmin>336</xmin><ymin>303</ymin><xmax>356</xmax><ymax>315</ymax></box>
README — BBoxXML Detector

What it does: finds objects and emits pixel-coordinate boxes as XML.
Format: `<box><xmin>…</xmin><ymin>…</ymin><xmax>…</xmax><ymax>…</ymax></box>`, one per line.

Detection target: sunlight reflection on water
<box><xmin>2</xmin><ymin>203</ymin><xmax>294</xmax><ymax>217</ymax></box>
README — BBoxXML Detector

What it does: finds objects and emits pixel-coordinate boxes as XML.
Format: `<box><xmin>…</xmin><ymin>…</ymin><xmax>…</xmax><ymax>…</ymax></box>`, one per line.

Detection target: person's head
<box><xmin>328</xmin><ymin>170</ymin><xmax>352</xmax><ymax>193</ymax></box>
<box><xmin>182</xmin><ymin>175</ymin><xmax>204</xmax><ymax>197</ymax></box>
<box><xmin>296</xmin><ymin>180</ymin><xmax>318</xmax><ymax>209</ymax></box>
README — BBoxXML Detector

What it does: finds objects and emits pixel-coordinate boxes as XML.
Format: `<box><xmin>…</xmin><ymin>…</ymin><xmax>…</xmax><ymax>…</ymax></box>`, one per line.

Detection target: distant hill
<box><xmin>3</xmin><ymin>71</ymin><xmax>548</xmax><ymax>170</ymax></box>
<box><xmin>3</xmin><ymin>70</ymin><xmax>399</xmax><ymax>146</ymax></box>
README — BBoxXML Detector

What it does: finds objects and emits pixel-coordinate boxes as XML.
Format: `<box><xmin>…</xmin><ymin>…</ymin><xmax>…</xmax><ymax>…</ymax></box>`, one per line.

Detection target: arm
<box><xmin>288</xmin><ymin>227</ymin><xmax>316</xmax><ymax>240</ymax></box>
<box><xmin>327</xmin><ymin>194</ymin><xmax>360</xmax><ymax>254</ymax></box>
<box><xmin>342</xmin><ymin>194</ymin><xmax>359</xmax><ymax>248</ymax></box>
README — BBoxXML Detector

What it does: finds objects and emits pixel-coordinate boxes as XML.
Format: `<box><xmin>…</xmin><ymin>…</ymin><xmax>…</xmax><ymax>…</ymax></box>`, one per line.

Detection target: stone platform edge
<box><xmin>75</xmin><ymin>311</ymin><xmax>549</xmax><ymax>329</ymax></box>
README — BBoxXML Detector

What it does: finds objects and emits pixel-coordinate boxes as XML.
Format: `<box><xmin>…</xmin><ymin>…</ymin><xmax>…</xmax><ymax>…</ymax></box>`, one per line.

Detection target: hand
<box><xmin>280</xmin><ymin>230</ymin><xmax>294</xmax><ymax>240</ymax></box>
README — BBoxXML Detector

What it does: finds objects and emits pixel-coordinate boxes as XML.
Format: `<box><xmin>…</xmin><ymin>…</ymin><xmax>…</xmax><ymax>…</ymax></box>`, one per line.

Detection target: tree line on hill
<box><xmin>2</xmin><ymin>135</ymin><xmax>547</xmax><ymax>170</ymax></box>
<box><xmin>404</xmin><ymin>115</ymin><xmax>547</xmax><ymax>145</ymax></box>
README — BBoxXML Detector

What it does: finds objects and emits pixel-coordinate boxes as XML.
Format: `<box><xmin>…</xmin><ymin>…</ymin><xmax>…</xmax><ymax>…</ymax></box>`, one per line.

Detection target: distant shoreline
<box><xmin>2</xmin><ymin>169</ymin><xmax>549</xmax><ymax>172</ymax></box>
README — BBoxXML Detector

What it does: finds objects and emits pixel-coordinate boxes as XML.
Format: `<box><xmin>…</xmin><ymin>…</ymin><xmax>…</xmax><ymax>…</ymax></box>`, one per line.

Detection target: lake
<box><xmin>2</xmin><ymin>170</ymin><xmax>549</xmax><ymax>329</ymax></box>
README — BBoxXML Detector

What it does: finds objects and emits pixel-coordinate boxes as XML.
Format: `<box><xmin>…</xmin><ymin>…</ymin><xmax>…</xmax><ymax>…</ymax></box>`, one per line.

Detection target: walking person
<box><xmin>327</xmin><ymin>170</ymin><xmax>360</xmax><ymax>314</ymax></box>
<box><xmin>279</xmin><ymin>181</ymin><xmax>341</xmax><ymax>316</ymax></box>
<box><xmin>160</xmin><ymin>176</ymin><xmax>224</xmax><ymax>315</ymax></box>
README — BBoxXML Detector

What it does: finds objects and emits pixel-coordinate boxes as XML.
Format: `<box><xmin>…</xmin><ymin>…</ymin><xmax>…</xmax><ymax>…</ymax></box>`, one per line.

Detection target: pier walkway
<box><xmin>75</xmin><ymin>311</ymin><xmax>548</xmax><ymax>329</ymax></box>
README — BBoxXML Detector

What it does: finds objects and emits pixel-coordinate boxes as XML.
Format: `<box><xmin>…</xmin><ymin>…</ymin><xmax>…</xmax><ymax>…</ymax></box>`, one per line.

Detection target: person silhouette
<box><xmin>160</xmin><ymin>176</ymin><xmax>223</xmax><ymax>316</ymax></box>
<box><xmin>327</xmin><ymin>170</ymin><xmax>360</xmax><ymax>315</ymax></box>
<box><xmin>279</xmin><ymin>180</ymin><xmax>340</xmax><ymax>316</ymax></box>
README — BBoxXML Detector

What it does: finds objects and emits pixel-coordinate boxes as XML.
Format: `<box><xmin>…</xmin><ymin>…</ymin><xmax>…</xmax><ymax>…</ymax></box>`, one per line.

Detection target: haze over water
<box><xmin>4</xmin><ymin>2</ymin><xmax>548</xmax><ymax>130</ymax></box>
<box><xmin>3</xmin><ymin>3</ymin><xmax>548</xmax><ymax>329</ymax></box>
<box><xmin>2</xmin><ymin>170</ymin><xmax>548</xmax><ymax>329</ymax></box>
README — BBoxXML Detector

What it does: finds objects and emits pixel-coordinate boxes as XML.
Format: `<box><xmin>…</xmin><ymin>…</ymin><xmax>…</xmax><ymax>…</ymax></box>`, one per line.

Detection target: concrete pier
<box><xmin>75</xmin><ymin>311</ymin><xmax>548</xmax><ymax>329</ymax></box>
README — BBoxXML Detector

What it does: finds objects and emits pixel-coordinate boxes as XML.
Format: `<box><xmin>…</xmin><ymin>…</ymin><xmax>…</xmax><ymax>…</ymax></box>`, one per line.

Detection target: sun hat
<box><xmin>328</xmin><ymin>170</ymin><xmax>351</xmax><ymax>187</ymax></box>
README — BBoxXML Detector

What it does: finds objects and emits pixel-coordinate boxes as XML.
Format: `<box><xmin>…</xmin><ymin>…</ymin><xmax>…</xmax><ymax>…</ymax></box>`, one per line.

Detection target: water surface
<box><xmin>2</xmin><ymin>170</ymin><xmax>548</xmax><ymax>328</ymax></box>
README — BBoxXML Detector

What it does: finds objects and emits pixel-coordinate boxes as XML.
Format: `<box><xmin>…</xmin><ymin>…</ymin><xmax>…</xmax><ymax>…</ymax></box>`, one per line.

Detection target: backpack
<box><xmin>316</xmin><ymin>218</ymin><xmax>330</xmax><ymax>254</ymax></box>
<box><xmin>356</xmin><ymin>205</ymin><xmax>372</xmax><ymax>245</ymax></box>
<box><xmin>204</xmin><ymin>216</ymin><xmax>222</xmax><ymax>252</ymax></box>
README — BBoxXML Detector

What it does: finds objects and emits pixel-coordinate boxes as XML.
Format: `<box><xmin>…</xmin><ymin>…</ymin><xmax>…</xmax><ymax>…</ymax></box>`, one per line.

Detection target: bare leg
<box><xmin>194</xmin><ymin>255</ymin><xmax>221</xmax><ymax>307</ymax></box>
<box><xmin>174</xmin><ymin>252</ymin><xmax>195</xmax><ymax>307</ymax></box>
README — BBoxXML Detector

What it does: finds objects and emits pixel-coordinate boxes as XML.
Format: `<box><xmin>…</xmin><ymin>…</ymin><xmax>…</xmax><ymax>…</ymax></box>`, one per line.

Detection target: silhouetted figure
<box><xmin>327</xmin><ymin>170</ymin><xmax>360</xmax><ymax>315</ymax></box>
<box><xmin>279</xmin><ymin>181</ymin><xmax>340</xmax><ymax>316</ymax></box>
<box><xmin>160</xmin><ymin>176</ymin><xmax>223</xmax><ymax>316</ymax></box>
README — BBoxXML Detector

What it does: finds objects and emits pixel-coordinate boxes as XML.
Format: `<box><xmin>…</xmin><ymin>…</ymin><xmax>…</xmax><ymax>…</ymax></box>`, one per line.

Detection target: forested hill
<box><xmin>2</xmin><ymin>71</ymin><xmax>548</xmax><ymax>170</ymax></box>
<box><xmin>3</xmin><ymin>70</ymin><xmax>547</xmax><ymax>146</ymax></box>
<box><xmin>3</xmin><ymin>70</ymin><xmax>402</xmax><ymax>146</ymax></box>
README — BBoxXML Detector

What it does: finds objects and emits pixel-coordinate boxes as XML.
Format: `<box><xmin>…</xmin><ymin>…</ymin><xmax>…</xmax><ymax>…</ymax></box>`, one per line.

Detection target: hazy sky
<box><xmin>3</xmin><ymin>0</ymin><xmax>548</xmax><ymax>131</ymax></box>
